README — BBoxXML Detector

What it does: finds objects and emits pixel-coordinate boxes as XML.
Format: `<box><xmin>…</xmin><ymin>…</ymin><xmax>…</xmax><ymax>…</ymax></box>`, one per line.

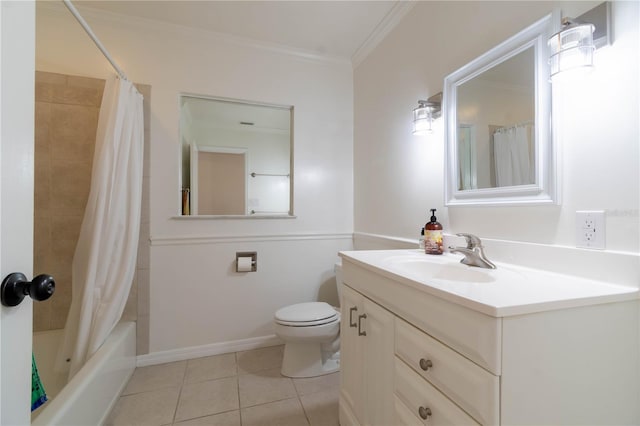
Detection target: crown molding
<box><xmin>37</xmin><ymin>2</ymin><xmax>352</xmax><ymax>66</ymax></box>
<box><xmin>351</xmin><ymin>1</ymin><xmax>417</xmax><ymax>68</ymax></box>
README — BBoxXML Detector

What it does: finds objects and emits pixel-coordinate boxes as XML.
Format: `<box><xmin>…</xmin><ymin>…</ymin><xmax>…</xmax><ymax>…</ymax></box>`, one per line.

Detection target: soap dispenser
<box><xmin>424</xmin><ymin>209</ymin><xmax>443</xmax><ymax>255</ymax></box>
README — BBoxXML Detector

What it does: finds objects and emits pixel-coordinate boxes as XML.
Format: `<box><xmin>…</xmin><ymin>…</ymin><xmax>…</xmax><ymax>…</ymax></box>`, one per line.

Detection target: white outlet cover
<box><xmin>576</xmin><ymin>210</ymin><xmax>606</xmax><ymax>249</ymax></box>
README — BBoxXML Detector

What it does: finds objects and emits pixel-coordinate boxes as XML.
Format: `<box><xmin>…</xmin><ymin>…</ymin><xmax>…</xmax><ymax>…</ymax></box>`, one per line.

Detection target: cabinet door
<box><xmin>362</xmin><ymin>297</ymin><xmax>395</xmax><ymax>426</ymax></box>
<box><xmin>340</xmin><ymin>284</ymin><xmax>364</xmax><ymax>425</ymax></box>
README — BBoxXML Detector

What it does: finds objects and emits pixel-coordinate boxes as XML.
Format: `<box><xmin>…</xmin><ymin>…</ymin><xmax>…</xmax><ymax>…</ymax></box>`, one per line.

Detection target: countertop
<box><xmin>339</xmin><ymin>249</ymin><xmax>639</xmax><ymax>317</ymax></box>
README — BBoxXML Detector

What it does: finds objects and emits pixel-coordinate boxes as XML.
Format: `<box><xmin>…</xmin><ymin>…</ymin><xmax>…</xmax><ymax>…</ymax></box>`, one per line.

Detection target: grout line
<box><xmin>170</xmin><ymin>362</ymin><xmax>188</xmax><ymax>425</ymax></box>
<box><xmin>235</xmin><ymin>351</ymin><xmax>243</xmax><ymax>426</ymax></box>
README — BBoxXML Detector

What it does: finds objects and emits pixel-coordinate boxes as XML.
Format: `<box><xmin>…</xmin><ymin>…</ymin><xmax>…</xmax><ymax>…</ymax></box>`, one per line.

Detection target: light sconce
<box><xmin>548</xmin><ymin>18</ymin><xmax>595</xmax><ymax>79</ymax></box>
<box><xmin>548</xmin><ymin>2</ymin><xmax>611</xmax><ymax>81</ymax></box>
<box><xmin>412</xmin><ymin>92</ymin><xmax>442</xmax><ymax>135</ymax></box>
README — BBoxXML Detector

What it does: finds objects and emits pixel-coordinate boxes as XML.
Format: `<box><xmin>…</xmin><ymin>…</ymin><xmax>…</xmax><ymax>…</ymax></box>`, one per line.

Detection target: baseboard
<box><xmin>136</xmin><ymin>334</ymin><xmax>283</xmax><ymax>367</ymax></box>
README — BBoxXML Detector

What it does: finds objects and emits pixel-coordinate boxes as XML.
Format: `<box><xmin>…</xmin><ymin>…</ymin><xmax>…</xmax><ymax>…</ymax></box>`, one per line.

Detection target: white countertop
<box><xmin>339</xmin><ymin>249</ymin><xmax>639</xmax><ymax>317</ymax></box>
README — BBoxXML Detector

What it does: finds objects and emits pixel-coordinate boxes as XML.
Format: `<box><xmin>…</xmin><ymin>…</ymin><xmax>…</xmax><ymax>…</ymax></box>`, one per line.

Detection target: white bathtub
<box><xmin>32</xmin><ymin>321</ymin><xmax>136</xmax><ymax>426</ymax></box>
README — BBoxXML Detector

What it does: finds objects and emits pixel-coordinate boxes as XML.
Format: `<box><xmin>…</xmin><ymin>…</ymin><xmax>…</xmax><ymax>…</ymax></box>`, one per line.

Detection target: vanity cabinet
<box><xmin>339</xmin><ymin>254</ymin><xmax>640</xmax><ymax>425</ymax></box>
<box><xmin>339</xmin><ymin>284</ymin><xmax>395</xmax><ymax>426</ymax></box>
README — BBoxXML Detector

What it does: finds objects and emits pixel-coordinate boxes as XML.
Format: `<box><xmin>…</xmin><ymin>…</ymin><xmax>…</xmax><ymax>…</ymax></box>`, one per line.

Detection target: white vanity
<box><xmin>338</xmin><ymin>249</ymin><xmax>639</xmax><ymax>425</ymax></box>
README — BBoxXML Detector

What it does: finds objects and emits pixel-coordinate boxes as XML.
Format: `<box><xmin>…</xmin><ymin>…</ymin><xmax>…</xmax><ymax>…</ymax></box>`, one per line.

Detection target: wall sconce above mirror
<box><xmin>548</xmin><ymin>2</ymin><xmax>611</xmax><ymax>82</ymax></box>
<box><xmin>413</xmin><ymin>92</ymin><xmax>442</xmax><ymax>135</ymax></box>
<box><xmin>180</xmin><ymin>95</ymin><xmax>293</xmax><ymax>217</ymax></box>
<box><xmin>444</xmin><ymin>13</ymin><xmax>556</xmax><ymax>206</ymax></box>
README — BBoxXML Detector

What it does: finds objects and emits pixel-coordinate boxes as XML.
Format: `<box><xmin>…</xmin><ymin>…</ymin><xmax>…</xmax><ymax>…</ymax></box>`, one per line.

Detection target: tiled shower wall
<box><xmin>33</xmin><ymin>71</ymin><xmax>150</xmax><ymax>353</ymax></box>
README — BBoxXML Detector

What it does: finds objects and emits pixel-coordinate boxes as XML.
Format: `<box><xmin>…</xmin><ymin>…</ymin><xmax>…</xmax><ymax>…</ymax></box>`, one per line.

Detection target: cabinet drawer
<box><xmin>394</xmin><ymin>395</ymin><xmax>422</xmax><ymax>425</ymax></box>
<box><xmin>394</xmin><ymin>357</ymin><xmax>479</xmax><ymax>426</ymax></box>
<box><xmin>396</xmin><ymin>318</ymin><xmax>499</xmax><ymax>425</ymax></box>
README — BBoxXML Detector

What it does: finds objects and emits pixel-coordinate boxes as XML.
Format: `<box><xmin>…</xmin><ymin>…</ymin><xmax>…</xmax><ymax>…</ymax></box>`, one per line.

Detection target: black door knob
<box><xmin>1</xmin><ymin>273</ymin><xmax>55</xmax><ymax>307</ymax></box>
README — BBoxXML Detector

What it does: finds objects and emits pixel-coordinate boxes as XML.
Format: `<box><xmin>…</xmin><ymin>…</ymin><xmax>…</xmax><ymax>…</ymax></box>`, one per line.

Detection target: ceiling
<box><xmin>74</xmin><ymin>0</ymin><xmax>403</xmax><ymax>61</ymax></box>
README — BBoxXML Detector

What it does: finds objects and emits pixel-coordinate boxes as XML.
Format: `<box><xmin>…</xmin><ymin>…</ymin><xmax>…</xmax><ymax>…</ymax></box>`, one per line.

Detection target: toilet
<box><xmin>274</xmin><ymin>261</ymin><xmax>342</xmax><ymax>378</ymax></box>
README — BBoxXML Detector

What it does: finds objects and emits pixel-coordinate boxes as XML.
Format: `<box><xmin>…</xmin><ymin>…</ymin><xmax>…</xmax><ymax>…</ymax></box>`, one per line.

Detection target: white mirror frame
<box><xmin>444</xmin><ymin>13</ymin><xmax>559</xmax><ymax>206</ymax></box>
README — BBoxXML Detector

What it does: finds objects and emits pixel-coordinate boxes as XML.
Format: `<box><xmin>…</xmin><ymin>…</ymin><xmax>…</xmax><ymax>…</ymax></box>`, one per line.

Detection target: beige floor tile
<box><xmin>238</xmin><ymin>368</ymin><xmax>297</xmax><ymax>408</ymax></box>
<box><xmin>185</xmin><ymin>353</ymin><xmax>237</xmax><ymax>383</ymax></box>
<box><xmin>241</xmin><ymin>398</ymin><xmax>310</xmax><ymax>426</ymax></box>
<box><xmin>175</xmin><ymin>377</ymin><xmax>239</xmax><ymax>422</ymax></box>
<box><xmin>123</xmin><ymin>361</ymin><xmax>187</xmax><ymax>395</ymax></box>
<box><xmin>236</xmin><ymin>345</ymin><xmax>284</xmax><ymax>375</ymax></box>
<box><xmin>292</xmin><ymin>372</ymin><xmax>340</xmax><ymax>396</ymax></box>
<box><xmin>105</xmin><ymin>386</ymin><xmax>180</xmax><ymax>426</ymax></box>
<box><xmin>300</xmin><ymin>388</ymin><xmax>339</xmax><ymax>426</ymax></box>
<box><xmin>173</xmin><ymin>410</ymin><xmax>240</xmax><ymax>426</ymax></box>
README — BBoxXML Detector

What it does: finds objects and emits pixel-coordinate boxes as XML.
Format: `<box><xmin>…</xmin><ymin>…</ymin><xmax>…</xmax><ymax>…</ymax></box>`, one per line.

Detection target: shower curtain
<box><xmin>493</xmin><ymin>124</ymin><xmax>532</xmax><ymax>187</ymax></box>
<box><xmin>57</xmin><ymin>76</ymin><xmax>144</xmax><ymax>379</ymax></box>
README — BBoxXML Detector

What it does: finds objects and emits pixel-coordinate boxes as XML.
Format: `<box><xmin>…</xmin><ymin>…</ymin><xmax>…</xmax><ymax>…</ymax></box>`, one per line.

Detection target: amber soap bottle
<box><xmin>424</xmin><ymin>209</ymin><xmax>443</xmax><ymax>255</ymax></box>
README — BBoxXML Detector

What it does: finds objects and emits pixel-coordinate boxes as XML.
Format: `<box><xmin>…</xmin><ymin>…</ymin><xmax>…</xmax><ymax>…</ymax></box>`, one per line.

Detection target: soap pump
<box><xmin>424</xmin><ymin>209</ymin><xmax>443</xmax><ymax>255</ymax></box>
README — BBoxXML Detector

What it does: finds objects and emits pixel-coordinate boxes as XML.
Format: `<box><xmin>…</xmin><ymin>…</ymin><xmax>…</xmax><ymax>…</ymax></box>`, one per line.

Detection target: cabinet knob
<box><xmin>418</xmin><ymin>406</ymin><xmax>432</xmax><ymax>420</ymax></box>
<box><xmin>419</xmin><ymin>358</ymin><xmax>433</xmax><ymax>371</ymax></box>
<box><xmin>349</xmin><ymin>306</ymin><xmax>358</xmax><ymax>327</ymax></box>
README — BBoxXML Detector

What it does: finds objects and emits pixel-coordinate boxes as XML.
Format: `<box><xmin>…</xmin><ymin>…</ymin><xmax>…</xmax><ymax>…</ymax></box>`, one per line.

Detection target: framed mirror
<box><xmin>180</xmin><ymin>95</ymin><xmax>293</xmax><ymax>216</ymax></box>
<box><xmin>444</xmin><ymin>13</ymin><xmax>558</xmax><ymax>206</ymax></box>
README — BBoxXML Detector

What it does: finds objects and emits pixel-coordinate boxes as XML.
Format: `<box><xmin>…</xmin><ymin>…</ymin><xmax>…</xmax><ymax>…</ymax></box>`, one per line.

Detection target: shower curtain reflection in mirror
<box><xmin>493</xmin><ymin>122</ymin><xmax>534</xmax><ymax>187</ymax></box>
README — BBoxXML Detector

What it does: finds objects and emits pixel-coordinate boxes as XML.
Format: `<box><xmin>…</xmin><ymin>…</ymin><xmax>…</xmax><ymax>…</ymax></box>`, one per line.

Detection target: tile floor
<box><xmin>105</xmin><ymin>345</ymin><xmax>340</xmax><ymax>426</ymax></box>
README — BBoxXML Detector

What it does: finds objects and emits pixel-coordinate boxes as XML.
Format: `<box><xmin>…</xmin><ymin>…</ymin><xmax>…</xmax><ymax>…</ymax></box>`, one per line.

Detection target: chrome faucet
<box><xmin>448</xmin><ymin>233</ymin><xmax>496</xmax><ymax>269</ymax></box>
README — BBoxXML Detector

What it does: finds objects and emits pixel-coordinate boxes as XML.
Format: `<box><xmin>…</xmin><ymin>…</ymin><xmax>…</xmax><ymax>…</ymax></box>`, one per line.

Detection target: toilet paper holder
<box><xmin>236</xmin><ymin>251</ymin><xmax>257</xmax><ymax>272</ymax></box>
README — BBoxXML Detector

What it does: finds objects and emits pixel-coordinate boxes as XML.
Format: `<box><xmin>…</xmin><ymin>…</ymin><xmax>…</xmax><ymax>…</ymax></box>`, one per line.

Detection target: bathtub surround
<box><xmin>33</xmin><ymin>72</ymin><xmax>103</xmax><ymax>331</ymax></box>
<box><xmin>33</xmin><ymin>72</ymin><xmax>151</xmax><ymax>346</ymax></box>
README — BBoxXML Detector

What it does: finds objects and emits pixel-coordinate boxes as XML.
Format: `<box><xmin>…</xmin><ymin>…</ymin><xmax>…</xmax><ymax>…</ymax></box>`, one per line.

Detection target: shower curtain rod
<box><xmin>62</xmin><ymin>0</ymin><xmax>128</xmax><ymax>80</ymax></box>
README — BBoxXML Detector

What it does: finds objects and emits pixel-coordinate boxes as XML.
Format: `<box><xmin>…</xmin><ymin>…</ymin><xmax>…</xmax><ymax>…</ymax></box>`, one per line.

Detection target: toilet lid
<box><xmin>275</xmin><ymin>302</ymin><xmax>338</xmax><ymax>326</ymax></box>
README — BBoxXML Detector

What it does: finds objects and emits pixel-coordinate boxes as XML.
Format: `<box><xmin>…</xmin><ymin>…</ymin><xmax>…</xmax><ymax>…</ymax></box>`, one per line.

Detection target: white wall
<box><xmin>354</xmin><ymin>1</ymin><xmax>639</xmax><ymax>282</ymax></box>
<box><xmin>36</xmin><ymin>4</ymin><xmax>353</xmax><ymax>355</ymax></box>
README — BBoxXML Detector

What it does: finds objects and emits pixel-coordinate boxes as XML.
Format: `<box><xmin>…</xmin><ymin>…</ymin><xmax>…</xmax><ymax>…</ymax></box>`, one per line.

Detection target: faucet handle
<box><xmin>456</xmin><ymin>233</ymin><xmax>482</xmax><ymax>249</ymax></box>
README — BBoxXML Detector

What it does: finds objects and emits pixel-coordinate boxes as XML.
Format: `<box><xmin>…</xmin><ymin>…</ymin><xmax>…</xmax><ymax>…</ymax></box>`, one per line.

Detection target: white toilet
<box><xmin>274</xmin><ymin>261</ymin><xmax>342</xmax><ymax>378</ymax></box>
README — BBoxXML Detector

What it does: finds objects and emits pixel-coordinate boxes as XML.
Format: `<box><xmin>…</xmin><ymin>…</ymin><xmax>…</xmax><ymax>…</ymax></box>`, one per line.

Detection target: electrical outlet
<box><xmin>576</xmin><ymin>211</ymin><xmax>605</xmax><ymax>249</ymax></box>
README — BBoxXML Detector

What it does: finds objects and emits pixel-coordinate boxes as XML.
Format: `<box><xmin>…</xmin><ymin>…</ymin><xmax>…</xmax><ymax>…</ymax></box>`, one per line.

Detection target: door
<box><xmin>361</xmin><ymin>298</ymin><xmax>395</xmax><ymax>426</ymax></box>
<box><xmin>339</xmin><ymin>285</ymin><xmax>364</xmax><ymax>425</ymax></box>
<box><xmin>0</xmin><ymin>2</ymin><xmax>36</xmax><ymax>424</ymax></box>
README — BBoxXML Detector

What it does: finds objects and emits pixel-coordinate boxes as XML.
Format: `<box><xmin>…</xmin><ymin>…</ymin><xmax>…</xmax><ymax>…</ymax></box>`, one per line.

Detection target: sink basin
<box><xmin>383</xmin><ymin>253</ymin><xmax>498</xmax><ymax>283</ymax></box>
<box><xmin>386</xmin><ymin>257</ymin><xmax>495</xmax><ymax>283</ymax></box>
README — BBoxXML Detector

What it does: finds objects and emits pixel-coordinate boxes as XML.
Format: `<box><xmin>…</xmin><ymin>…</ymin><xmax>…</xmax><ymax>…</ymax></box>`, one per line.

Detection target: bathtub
<box><xmin>32</xmin><ymin>321</ymin><xmax>136</xmax><ymax>426</ymax></box>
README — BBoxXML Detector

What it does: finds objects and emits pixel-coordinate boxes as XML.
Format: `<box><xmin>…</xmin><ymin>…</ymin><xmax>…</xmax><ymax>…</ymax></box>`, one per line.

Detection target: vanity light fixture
<box><xmin>548</xmin><ymin>18</ymin><xmax>595</xmax><ymax>80</ymax></box>
<box><xmin>412</xmin><ymin>92</ymin><xmax>442</xmax><ymax>135</ymax></box>
<box><xmin>548</xmin><ymin>2</ymin><xmax>611</xmax><ymax>81</ymax></box>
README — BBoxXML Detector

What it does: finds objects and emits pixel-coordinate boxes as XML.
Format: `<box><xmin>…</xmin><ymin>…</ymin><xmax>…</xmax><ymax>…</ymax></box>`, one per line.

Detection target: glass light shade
<box><xmin>412</xmin><ymin>103</ymin><xmax>439</xmax><ymax>135</ymax></box>
<box><xmin>548</xmin><ymin>22</ymin><xmax>595</xmax><ymax>79</ymax></box>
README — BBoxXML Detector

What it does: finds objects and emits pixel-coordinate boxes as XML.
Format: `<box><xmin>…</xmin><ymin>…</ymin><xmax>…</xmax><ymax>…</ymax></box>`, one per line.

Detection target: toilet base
<box><xmin>281</xmin><ymin>342</ymin><xmax>340</xmax><ymax>378</ymax></box>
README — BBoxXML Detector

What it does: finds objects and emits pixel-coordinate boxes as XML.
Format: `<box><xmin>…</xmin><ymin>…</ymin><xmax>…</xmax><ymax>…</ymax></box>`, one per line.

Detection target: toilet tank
<box><xmin>335</xmin><ymin>260</ymin><xmax>343</xmax><ymax>306</ymax></box>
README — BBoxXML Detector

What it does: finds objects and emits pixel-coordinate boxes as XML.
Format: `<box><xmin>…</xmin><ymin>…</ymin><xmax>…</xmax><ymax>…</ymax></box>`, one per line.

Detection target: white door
<box><xmin>0</xmin><ymin>2</ymin><xmax>36</xmax><ymax>424</ymax></box>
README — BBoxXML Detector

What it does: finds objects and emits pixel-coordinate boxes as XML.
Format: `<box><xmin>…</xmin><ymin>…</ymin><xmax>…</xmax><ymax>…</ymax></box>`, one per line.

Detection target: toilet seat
<box><xmin>275</xmin><ymin>302</ymin><xmax>338</xmax><ymax>327</ymax></box>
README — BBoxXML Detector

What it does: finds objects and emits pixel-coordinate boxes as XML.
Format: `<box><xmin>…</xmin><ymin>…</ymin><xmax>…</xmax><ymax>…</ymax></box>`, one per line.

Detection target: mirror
<box><xmin>180</xmin><ymin>95</ymin><xmax>293</xmax><ymax>216</ymax></box>
<box><xmin>444</xmin><ymin>13</ymin><xmax>557</xmax><ymax>206</ymax></box>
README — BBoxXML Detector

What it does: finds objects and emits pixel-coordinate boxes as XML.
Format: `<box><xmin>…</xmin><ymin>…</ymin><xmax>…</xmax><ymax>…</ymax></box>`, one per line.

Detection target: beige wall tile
<box><xmin>50</xmin><ymin>160</ymin><xmax>92</xmax><ymax>212</ymax></box>
<box><xmin>50</xmin><ymin>85</ymin><xmax>102</xmax><ymax>107</ymax></box>
<box><xmin>36</xmin><ymin>71</ymin><xmax>67</xmax><ymax>85</ymax></box>
<box><xmin>67</xmin><ymin>75</ymin><xmax>105</xmax><ymax>91</ymax></box>
<box><xmin>49</xmin><ymin>103</ymin><xmax>98</xmax><ymax>164</ymax></box>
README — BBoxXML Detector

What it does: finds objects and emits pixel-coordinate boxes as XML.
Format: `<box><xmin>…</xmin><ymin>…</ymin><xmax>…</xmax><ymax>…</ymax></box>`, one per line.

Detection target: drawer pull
<box><xmin>418</xmin><ymin>406</ymin><xmax>432</xmax><ymax>420</ymax></box>
<box><xmin>419</xmin><ymin>358</ymin><xmax>433</xmax><ymax>371</ymax></box>
<box><xmin>358</xmin><ymin>313</ymin><xmax>367</xmax><ymax>336</ymax></box>
<box><xmin>349</xmin><ymin>307</ymin><xmax>358</xmax><ymax>327</ymax></box>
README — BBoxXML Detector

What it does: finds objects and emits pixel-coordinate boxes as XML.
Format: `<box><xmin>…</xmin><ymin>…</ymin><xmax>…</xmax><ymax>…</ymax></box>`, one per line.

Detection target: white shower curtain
<box><xmin>494</xmin><ymin>124</ymin><xmax>532</xmax><ymax>187</ymax></box>
<box><xmin>56</xmin><ymin>76</ymin><xmax>144</xmax><ymax>379</ymax></box>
